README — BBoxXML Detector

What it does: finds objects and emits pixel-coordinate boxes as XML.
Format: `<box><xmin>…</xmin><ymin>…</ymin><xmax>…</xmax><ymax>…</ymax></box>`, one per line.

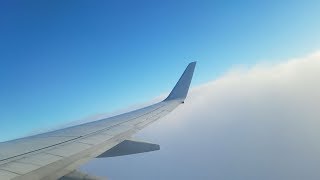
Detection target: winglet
<box><xmin>164</xmin><ymin>62</ymin><xmax>196</xmax><ymax>102</ymax></box>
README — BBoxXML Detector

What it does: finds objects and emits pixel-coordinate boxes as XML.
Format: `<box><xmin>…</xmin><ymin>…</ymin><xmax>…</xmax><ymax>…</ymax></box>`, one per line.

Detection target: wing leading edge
<box><xmin>0</xmin><ymin>62</ymin><xmax>196</xmax><ymax>180</ymax></box>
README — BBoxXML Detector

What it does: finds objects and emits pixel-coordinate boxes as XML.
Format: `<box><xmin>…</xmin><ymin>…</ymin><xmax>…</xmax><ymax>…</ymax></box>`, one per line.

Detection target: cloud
<box><xmin>81</xmin><ymin>51</ymin><xmax>320</xmax><ymax>180</ymax></box>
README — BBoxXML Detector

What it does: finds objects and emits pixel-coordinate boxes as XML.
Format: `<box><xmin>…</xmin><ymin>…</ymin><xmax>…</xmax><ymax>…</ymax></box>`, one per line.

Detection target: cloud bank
<box><xmin>82</xmin><ymin>51</ymin><xmax>320</xmax><ymax>180</ymax></box>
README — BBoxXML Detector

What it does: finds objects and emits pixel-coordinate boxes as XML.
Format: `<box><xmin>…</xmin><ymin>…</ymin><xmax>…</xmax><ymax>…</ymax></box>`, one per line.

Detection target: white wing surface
<box><xmin>0</xmin><ymin>62</ymin><xmax>196</xmax><ymax>180</ymax></box>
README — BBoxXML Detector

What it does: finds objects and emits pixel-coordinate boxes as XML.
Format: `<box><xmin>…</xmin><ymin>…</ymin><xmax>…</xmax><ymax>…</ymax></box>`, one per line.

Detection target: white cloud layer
<box><xmin>82</xmin><ymin>51</ymin><xmax>320</xmax><ymax>180</ymax></box>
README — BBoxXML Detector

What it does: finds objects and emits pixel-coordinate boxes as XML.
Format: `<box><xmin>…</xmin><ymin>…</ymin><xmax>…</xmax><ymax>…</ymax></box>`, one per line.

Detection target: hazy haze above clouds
<box><xmin>82</xmin><ymin>51</ymin><xmax>320</xmax><ymax>180</ymax></box>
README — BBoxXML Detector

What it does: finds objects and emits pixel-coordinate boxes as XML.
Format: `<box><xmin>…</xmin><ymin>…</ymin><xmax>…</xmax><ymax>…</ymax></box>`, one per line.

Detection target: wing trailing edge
<box><xmin>164</xmin><ymin>62</ymin><xmax>196</xmax><ymax>102</ymax></box>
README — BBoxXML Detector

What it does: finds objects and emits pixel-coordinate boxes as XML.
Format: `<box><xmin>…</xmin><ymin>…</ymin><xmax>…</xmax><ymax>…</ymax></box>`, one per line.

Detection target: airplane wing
<box><xmin>0</xmin><ymin>62</ymin><xmax>196</xmax><ymax>180</ymax></box>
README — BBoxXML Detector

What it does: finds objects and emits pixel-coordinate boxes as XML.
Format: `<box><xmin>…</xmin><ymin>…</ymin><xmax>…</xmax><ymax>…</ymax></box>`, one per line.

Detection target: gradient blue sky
<box><xmin>1</xmin><ymin>0</ymin><xmax>320</xmax><ymax>141</ymax></box>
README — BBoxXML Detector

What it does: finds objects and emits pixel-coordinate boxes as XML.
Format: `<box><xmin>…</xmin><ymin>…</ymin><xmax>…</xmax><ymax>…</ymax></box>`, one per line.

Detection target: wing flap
<box><xmin>0</xmin><ymin>162</ymin><xmax>40</xmax><ymax>175</ymax></box>
<box><xmin>18</xmin><ymin>153</ymin><xmax>62</xmax><ymax>166</ymax></box>
<box><xmin>0</xmin><ymin>170</ymin><xmax>18</xmax><ymax>180</ymax></box>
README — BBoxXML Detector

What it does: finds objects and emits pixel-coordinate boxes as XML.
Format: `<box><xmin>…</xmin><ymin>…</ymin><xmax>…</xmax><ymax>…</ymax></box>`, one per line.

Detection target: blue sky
<box><xmin>1</xmin><ymin>0</ymin><xmax>320</xmax><ymax>141</ymax></box>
